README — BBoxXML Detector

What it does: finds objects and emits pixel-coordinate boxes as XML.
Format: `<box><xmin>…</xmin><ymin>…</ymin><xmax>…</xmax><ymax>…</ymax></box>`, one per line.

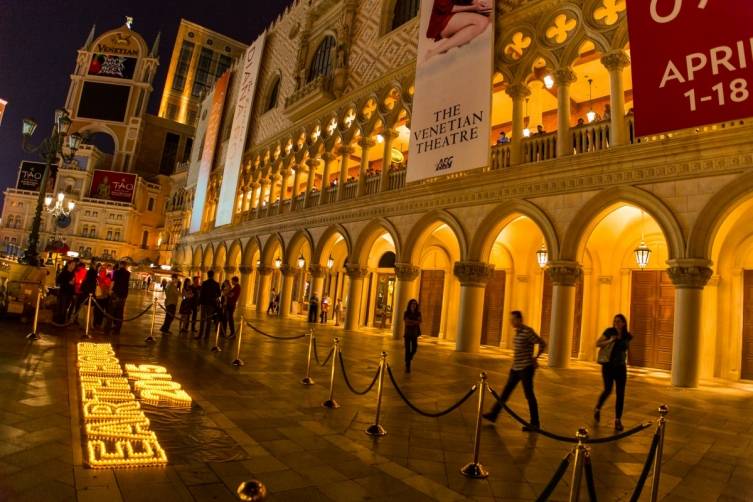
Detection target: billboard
<box><xmin>77</xmin><ymin>82</ymin><xmax>131</xmax><ymax>122</ymax></box>
<box><xmin>190</xmin><ymin>72</ymin><xmax>230</xmax><ymax>233</ymax></box>
<box><xmin>88</xmin><ymin>54</ymin><xmax>137</xmax><ymax>79</ymax></box>
<box><xmin>89</xmin><ymin>170</ymin><xmax>137</xmax><ymax>204</ymax></box>
<box><xmin>627</xmin><ymin>0</ymin><xmax>753</xmax><ymax>136</ymax></box>
<box><xmin>215</xmin><ymin>34</ymin><xmax>267</xmax><ymax>227</ymax></box>
<box><xmin>407</xmin><ymin>0</ymin><xmax>494</xmax><ymax>183</ymax></box>
<box><xmin>16</xmin><ymin>161</ymin><xmax>53</xmax><ymax>192</ymax></box>
<box><xmin>186</xmin><ymin>91</ymin><xmax>213</xmax><ymax>189</ymax></box>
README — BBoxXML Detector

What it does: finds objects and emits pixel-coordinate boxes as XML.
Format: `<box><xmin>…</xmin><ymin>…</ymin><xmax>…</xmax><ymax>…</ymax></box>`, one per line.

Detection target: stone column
<box><xmin>553</xmin><ymin>68</ymin><xmax>577</xmax><ymax>158</ymax></box>
<box><xmin>279</xmin><ymin>265</ymin><xmax>296</xmax><ymax>318</ymax></box>
<box><xmin>505</xmin><ymin>83</ymin><xmax>531</xmax><ymax>166</ymax></box>
<box><xmin>199</xmin><ymin>266</ymin><xmax>207</xmax><ymax>281</ymax></box>
<box><xmin>319</xmin><ymin>152</ymin><xmax>336</xmax><ymax>204</ymax></box>
<box><xmin>392</xmin><ymin>263</ymin><xmax>420</xmax><ymax>340</ymax></box>
<box><xmin>667</xmin><ymin>259</ymin><xmax>713</xmax><ymax>388</ymax></box>
<box><xmin>223</xmin><ymin>266</ymin><xmax>235</xmax><ymax>284</ymax></box>
<box><xmin>337</xmin><ymin>145</ymin><xmax>353</xmax><ymax>201</ymax></box>
<box><xmin>238</xmin><ymin>266</ymin><xmax>253</xmax><ymax>316</ymax></box>
<box><xmin>309</xmin><ymin>264</ymin><xmax>325</xmax><ymax>301</ymax></box>
<box><xmin>277</xmin><ymin>170</ymin><xmax>290</xmax><ymax>213</ymax></box>
<box><xmin>256</xmin><ymin>266</ymin><xmax>272</xmax><ymax>314</ymax></box>
<box><xmin>454</xmin><ymin>261</ymin><xmax>495</xmax><ymax>353</ymax></box>
<box><xmin>546</xmin><ymin>261</ymin><xmax>582</xmax><ymax>368</ymax></box>
<box><xmin>304</xmin><ymin>158</ymin><xmax>318</xmax><ymax>207</ymax></box>
<box><xmin>357</xmin><ymin>137</ymin><xmax>375</xmax><ymax>197</ymax></box>
<box><xmin>344</xmin><ymin>264</ymin><xmax>368</xmax><ymax>330</ymax></box>
<box><xmin>290</xmin><ymin>166</ymin><xmax>302</xmax><ymax>210</ymax></box>
<box><xmin>380</xmin><ymin>130</ymin><xmax>398</xmax><ymax>192</ymax></box>
<box><xmin>601</xmin><ymin>50</ymin><xmax>631</xmax><ymax>146</ymax></box>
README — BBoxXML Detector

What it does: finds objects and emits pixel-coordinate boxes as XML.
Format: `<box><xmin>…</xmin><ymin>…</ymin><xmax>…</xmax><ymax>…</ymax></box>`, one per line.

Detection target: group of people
<box><xmin>266</xmin><ymin>288</ymin><xmax>343</xmax><ymax>326</ymax></box>
<box><xmin>169</xmin><ymin>270</ymin><xmax>242</xmax><ymax>340</ymax></box>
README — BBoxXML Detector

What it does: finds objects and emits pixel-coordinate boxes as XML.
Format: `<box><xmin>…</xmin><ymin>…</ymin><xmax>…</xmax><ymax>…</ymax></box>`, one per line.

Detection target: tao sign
<box><xmin>627</xmin><ymin>0</ymin><xmax>753</xmax><ymax>136</ymax></box>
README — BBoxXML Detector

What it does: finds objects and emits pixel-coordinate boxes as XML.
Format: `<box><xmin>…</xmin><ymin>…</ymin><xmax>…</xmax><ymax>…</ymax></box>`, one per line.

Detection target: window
<box><xmin>192</xmin><ymin>48</ymin><xmax>215</xmax><ymax>97</ymax></box>
<box><xmin>115</xmin><ymin>231</ymin><xmax>121</xmax><ymax>241</ymax></box>
<box><xmin>166</xmin><ymin>104</ymin><xmax>178</xmax><ymax>121</ymax></box>
<box><xmin>307</xmin><ymin>36</ymin><xmax>336</xmax><ymax>83</ymax></box>
<box><xmin>391</xmin><ymin>0</ymin><xmax>419</xmax><ymax>30</ymax></box>
<box><xmin>85</xmin><ymin>210</ymin><xmax>91</xmax><ymax>217</ymax></box>
<box><xmin>82</xmin><ymin>225</ymin><xmax>89</xmax><ymax>235</ymax></box>
<box><xmin>141</xmin><ymin>231</ymin><xmax>149</xmax><ymax>248</ymax></box>
<box><xmin>182</xmin><ymin>137</ymin><xmax>194</xmax><ymax>162</ymax></box>
<box><xmin>89</xmin><ymin>227</ymin><xmax>96</xmax><ymax>237</ymax></box>
<box><xmin>265</xmin><ymin>76</ymin><xmax>280</xmax><ymax>112</ymax></box>
<box><xmin>147</xmin><ymin>198</ymin><xmax>155</xmax><ymax>211</ymax></box>
<box><xmin>215</xmin><ymin>54</ymin><xmax>232</xmax><ymax>77</ymax></box>
<box><xmin>107</xmin><ymin>230</ymin><xmax>113</xmax><ymax>240</ymax></box>
<box><xmin>187</xmin><ymin>110</ymin><xmax>198</xmax><ymax>125</ymax></box>
<box><xmin>159</xmin><ymin>133</ymin><xmax>180</xmax><ymax>175</ymax></box>
<box><xmin>172</xmin><ymin>41</ymin><xmax>195</xmax><ymax>92</ymax></box>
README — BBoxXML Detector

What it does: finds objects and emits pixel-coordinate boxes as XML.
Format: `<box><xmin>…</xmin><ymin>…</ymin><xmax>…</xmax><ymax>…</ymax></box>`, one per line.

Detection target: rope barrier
<box><xmin>386</xmin><ymin>364</ymin><xmax>477</xmax><ymax>418</ymax></box>
<box><xmin>489</xmin><ymin>388</ymin><xmax>652</xmax><ymax>443</ymax></box>
<box><xmin>312</xmin><ymin>338</ymin><xmax>335</xmax><ymax>367</ymax></box>
<box><xmin>338</xmin><ymin>351</ymin><xmax>381</xmax><ymax>396</ymax></box>
<box><xmin>629</xmin><ymin>429</ymin><xmax>660</xmax><ymax>502</ymax></box>
<box><xmin>534</xmin><ymin>450</ymin><xmax>573</xmax><ymax>502</ymax></box>
<box><xmin>584</xmin><ymin>452</ymin><xmax>598</xmax><ymax>502</ymax></box>
<box><xmin>156</xmin><ymin>303</ymin><xmax>220</xmax><ymax>323</ymax></box>
<box><xmin>91</xmin><ymin>298</ymin><xmax>154</xmax><ymax>323</ymax></box>
<box><xmin>243</xmin><ymin>319</ymin><xmax>307</xmax><ymax>340</ymax></box>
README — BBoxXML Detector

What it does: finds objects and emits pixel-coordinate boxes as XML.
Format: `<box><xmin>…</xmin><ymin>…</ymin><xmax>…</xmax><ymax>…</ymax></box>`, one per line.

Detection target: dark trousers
<box><xmin>308</xmin><ymin>306</ymin><xmax>318</xmax><ymax>323</ymax></box>
<box><xmin>596</xmin><ymin>363</ymin><xmax>627</xmax><ymax>419</ymax></box>
<box><xmin>404</xmin><ymin>335</ymin><xmax>418</xmax><ymax>364</ymax></box>
<box><xmin>190</xmin><ymin>306</ymin><xmax>198</xmax><ymax>332</ymax></box>
<box><xmin>222</xmin><ymin>305</ymin><xmax>236</xmax><ymax>336</ymax></box>
<box><xmin>200</xmin><ymin>304</ymin><xmax>217</xmax><ymax>338</ymax></box>
<box><xmin>55</xmin><ymin>294</ymin><xmax>72</xmax><ymax>324</ymax></box>
<box><xmin>93</xmin><ymin>297</ymin><xmax>108</xmax><ymax>327</ymax></box>
<box><xmin>103</xmin><ymin>296</ymin><xmax>125</xmax><ymax>334</ymax></box>
<box><xmin>320</xmin><ymin>311</ymin><xmax>328</xmax><ymax>323</ymax></box>
<box><xmin>160</xmin><ymin>303</ymin><xmax>176</xmax><ymax>333</ymax></box>
<box><xmin>490</xmin><ymin>365</ymin><xmax>540</xmax><ymax>426</ymax></box>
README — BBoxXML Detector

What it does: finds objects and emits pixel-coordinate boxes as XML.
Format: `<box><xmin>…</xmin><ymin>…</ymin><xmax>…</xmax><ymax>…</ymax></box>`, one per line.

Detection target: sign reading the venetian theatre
<box><xmin>627</xmin><ymin>0</ymin><xmax>753</xmax><ymax>136</ymax></box>
<box><xmin>215</xmin><ymin>33</ymin><xmax>267</xmax><ymax>227</ymax></box>
<box><xmin>407</xmin><ymin>0</ymin><xmax>494</xmax><ymax>183</ymax></box>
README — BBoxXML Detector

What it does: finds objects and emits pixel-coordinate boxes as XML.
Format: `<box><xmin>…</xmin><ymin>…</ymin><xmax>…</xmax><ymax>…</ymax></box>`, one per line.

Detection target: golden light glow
<box><xmin>125</xmin><ymin>364</ymin><xmax>193</xmax><ymax>408</ymax></box>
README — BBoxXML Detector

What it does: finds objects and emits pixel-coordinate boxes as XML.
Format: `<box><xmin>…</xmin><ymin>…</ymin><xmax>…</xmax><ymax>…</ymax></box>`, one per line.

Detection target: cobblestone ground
<box><xmin>0</xmin><ymin>290</ymin><xmax>752</xmax><ymax>501</ymax></box>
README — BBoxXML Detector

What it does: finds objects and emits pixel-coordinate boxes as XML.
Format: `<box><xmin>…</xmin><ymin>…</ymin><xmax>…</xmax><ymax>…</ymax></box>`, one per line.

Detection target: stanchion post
<box><xmin>568</xmin><ymin>428</ymin><xmax>589</xmax><ymax>502</ymax></box>
<box><xmin>211</xmin><ymin>320</ymin><xmax>222</xmax><ymax>352</ymax></box>
<box><xmin>301</xmin><ymin>328</ymin><xmax>315</xmax><ymax>385</ymax></box>
<box><xmin>82</xmin><ymin>293</ymin><xmax>93</xmax><ymax>339</ymax></box>
<box><xmin>322</xmin><ymin>338</ymin><xmax>340</xmax><ymax>408</ymax></box>
<box><xmin>650</xmin><ymin>404</ymin><xmax>669</xmax><ymax>502</ymax></box>
<box><xmin>26</xmin><ymin>289</ymin><xmax>43</xmax><ymax>341</ymax></box>
<box><xmin>461</xmin><ymin>372</ymin><xmax>489</xmax><ymax>479</ymax></box>
<box><xmin>365</xmin><ymin>352</ymin><xmax>388</xmax><ymax>437</ymax></box>
<box><xmin>232</xmin><ymin>317</ymin><xmax>245</xmax><ymax>366</ymax></box>
<box><xmin>145</xmin><ymin>298</ymin><xmax>157</xmax><ymax>343</ymax></box>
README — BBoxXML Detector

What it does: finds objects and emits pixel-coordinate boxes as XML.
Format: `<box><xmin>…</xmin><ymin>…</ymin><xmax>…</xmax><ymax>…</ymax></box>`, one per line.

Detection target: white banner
<box><xmin>215</xmin><ymin>33</ymin><xmax>266</xmax><ymax>227</ymax></box>
<box><xmin>407</xmin><ymin>0</ymin><xmax>494</xmax><ymax>183</ymax></box>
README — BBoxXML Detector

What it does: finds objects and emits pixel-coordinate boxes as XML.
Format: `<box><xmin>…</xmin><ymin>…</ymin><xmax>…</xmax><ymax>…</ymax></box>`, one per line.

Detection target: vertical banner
<box><xmin>0</xmin><ymin>99</ymin><xmax>7</xmax><ymax>127</ymax></box>
<box><xmin>215</xmin><ymin>33</ymin><xmax>267</xmax><ymax>227</ymax></box>
<box><xmin>407</xmin><ymin>0</ymin><xmax>494</xmax><ymax>183</ymax></box>
<box><xmin>190</xmin><ymin>72</ymin><xmax>230</xmax><ymax>233</ymax></box>
<box><xmin>627</xmin><ymin>0</ymin><xmax>753</xmax><ymax>136</ymax></box>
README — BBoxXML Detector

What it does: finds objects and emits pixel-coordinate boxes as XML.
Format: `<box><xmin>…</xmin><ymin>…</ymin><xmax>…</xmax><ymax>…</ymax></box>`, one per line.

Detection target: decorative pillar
<box><xmin>505</xmin><ymin>83</ymin><xmax>531</xmax><ymax>166</ymax></box>
<box><xmin>344</xmin><ymin>264</ymin><xmax>368</xmax><ymax>330</ymax></box>
<box><xmin>601</xmin><ymin>50</ymin><xmax>631</xmax><ymax>146</ymax></box>
<box><xmin>667</xmin><ymin>259</ymin><xmax>713</xmax><ymax>388</ymax></box>
<box><xmin>392</xmin><ymin>263</ymin><xmax>420</xmax><ymax>341</ymax></box>
<box><xmin>256</xmin><ymin>266</ymin><xmax>272</xmax><ymax>313</ymax></box>
<box><xmin>553</xmin><ymin>67</ymin><xmax>577</xmax><ymax>158</ymax></box>
<box><xmin>238</xmin><ymin>266</ymin><xmax>253</xmax><ymax>316</ymax></box>
<box><xmin>357</xmin><ymin>137</ymin><xmax>375</xmax><ymax>197</ymax></box>
<box><xmin>546</xmin><ymin>261</ymin><xmax>582</xmax><ymax>368</ymax></box>
<box><xmin>453</xmin><ymin>261</ymin><xmax>495</xmax><ymax>353</ymax></box>
<box><xmin>278</xmin><ymin>169</ymin><xmax>291</xmax><ymax>213</ymax></box>
<box><xmin>380</xmin><ymin>130</ymin><xmax>398</xmax><ymax>192</ymax></box>
<box><xmin>319</xmin><ymin>152</ymin><xmax>336</xmax><ymax>204</ymax></box>
<box><xmin>337</xmin><ymin>145</ymin><xmax>353</xmax><ymax>201</ymax></box>
<box><xmin>309</xmin><ymin>264</ymin><xmax>325</xmax><ymax>301</ymax></box>
<box><xmin>290</xmin><ymin>166</ymin><xmax>302</xmax><ymax>210</ymax></box>
<box><xmin>279</xmin><ymin>265</ymin><xmax>296</xmax><ymax>318</ymax></box>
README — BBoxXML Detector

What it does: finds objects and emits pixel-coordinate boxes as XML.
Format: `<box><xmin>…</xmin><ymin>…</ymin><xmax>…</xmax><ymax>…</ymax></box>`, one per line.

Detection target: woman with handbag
<box><xmin>594</xmin><ymin>314</ymin><xmax>632</xmax><ymax>431</ymax></box>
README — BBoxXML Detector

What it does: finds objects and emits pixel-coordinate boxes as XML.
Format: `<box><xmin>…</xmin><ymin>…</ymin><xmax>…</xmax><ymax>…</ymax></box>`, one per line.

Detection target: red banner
<box><xmin>627</xmin><ymin>0</ymin><xmax>753</xmax><ymax>136</ymax></box>
<box><xmin>89</xmin><ymin>170</ymin><xmax>136</xmax><ymax>204</ymax></box>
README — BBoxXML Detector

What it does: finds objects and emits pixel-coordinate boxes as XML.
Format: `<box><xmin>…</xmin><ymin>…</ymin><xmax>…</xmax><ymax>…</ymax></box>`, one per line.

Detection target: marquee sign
<box><xmin>16</xmin><ymin>161</ymin><xmax>50</xmax><ymax>192</ymax></box>
<box><xmin>89</xmin><ymin>170</ymin><xmax>137</xmax><ymax>204</ymax></box>
<box><xmin>627</xmin><ymin>0</ymin><xmax>753</xmax><ymax>136</ymax></box>
<box><xmin>89</xmin><ymin>54</ymin><xmax>137</xmax><ymax>80</ymax></box>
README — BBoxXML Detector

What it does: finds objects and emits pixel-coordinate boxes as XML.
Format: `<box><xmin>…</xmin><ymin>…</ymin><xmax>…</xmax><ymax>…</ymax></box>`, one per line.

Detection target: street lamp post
<box><xmin>20</xmin><ymin>108</ymin><xmax>82</xmax><ymax>266</ymax></box>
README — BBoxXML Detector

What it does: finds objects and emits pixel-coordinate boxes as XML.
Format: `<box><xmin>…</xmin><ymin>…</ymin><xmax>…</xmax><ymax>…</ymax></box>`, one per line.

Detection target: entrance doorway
<box><xmin>540</xmin><ymin>274</ymin><xmax>584</xmax><ymax>357</ymax></box>
<box><xmin>742</xmin><ymin>271</ymin><xmax>753</xmax><ymax>380</ymax></box>
<box><xmin>374</xmin><ymin>273</ymin><xmax>395</xmax><ymax>329</ymax></box>
<box><xmin>481</xmin><ymin>270</ymin><xmax>506</xmax><ymax>346</ymax></box>
<box><xmin>629</xmin><ymin>270</ymin><xmax>675</xmax><ymax>370</ymax></box>
<box><xmin>419</xmin><ymin>270</ymin><xmax>445</xmax><ymax>337</ymax></box>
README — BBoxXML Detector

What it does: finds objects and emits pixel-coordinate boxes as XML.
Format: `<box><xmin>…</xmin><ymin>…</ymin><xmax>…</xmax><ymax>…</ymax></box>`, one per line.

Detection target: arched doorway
<box><xmin>260</xmin><ymin>235</ymin><xmax>285</xmax><ymax>314</ymax></box>
<box><xmin>283</xmin><ymin>231</ymin><xmax>314</xmax><ymax>318</ymax></box>
<box><xmin>314</xmin><ymin>227</ymin><xmax>352</xmax><ymax>327</ymax></box>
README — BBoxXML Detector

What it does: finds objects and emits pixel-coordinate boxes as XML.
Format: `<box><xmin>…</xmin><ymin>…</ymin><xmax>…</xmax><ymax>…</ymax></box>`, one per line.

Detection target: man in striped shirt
<box><xmin>483</xmin><ymin>311</ymin><xmax>546</xmax><ymax>431</ymax></box>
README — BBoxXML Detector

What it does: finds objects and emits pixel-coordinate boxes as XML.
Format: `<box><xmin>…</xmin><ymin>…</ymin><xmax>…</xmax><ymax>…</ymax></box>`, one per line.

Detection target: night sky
<box><xmin>0</xmin><ymin>0</ymin><xmax>291</xmax><ymax>206</ymax></box>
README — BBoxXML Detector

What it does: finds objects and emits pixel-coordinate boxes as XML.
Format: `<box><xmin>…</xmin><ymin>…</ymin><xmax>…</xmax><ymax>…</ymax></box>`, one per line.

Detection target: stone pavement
<box><xmin>0</xmin><ymin>291</ymin><xmax>752</xmax><ymax>501</ymax></box>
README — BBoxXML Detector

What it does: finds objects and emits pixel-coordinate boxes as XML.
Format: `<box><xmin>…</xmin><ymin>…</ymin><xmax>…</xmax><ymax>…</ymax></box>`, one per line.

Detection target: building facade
<box><xmin>174</xmin><ymin>0</ymin><xmax>753</xmax><ymax>388</ymax></box>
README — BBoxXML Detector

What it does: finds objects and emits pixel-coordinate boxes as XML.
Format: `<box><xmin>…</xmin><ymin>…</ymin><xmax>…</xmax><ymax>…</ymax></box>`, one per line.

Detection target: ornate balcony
<box><xmin>284</xmin><ymin>75</ymin><xmax>335</xmax><ymax>122</ymax></box>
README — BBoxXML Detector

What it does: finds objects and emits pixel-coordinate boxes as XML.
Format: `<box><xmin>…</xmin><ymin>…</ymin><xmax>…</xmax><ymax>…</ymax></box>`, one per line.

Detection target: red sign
<box><xmin>89</xmin><ymin>170</ymin><xmax>137</xmax><ymax>204</ymax></box>
<box><xmin>627</xmin><ymin>0</ymin><xmax>753</xmax><ymax>136</ymax></box>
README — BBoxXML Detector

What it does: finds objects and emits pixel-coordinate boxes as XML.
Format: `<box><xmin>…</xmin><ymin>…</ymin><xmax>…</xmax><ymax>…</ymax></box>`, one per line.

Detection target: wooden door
<box><xmin>629</xmin><ymin>271</ymin><xmax>675</xmax><ymax>370</ymax></box>
<box><xmin>481</xmin><ymin>271</ymin><xmax>506</xmax><ymax>346</ymax></box>
<box><xmin>419</xmin><ymin>270</ymin><xmax>445</xmax><ymax>337</ymax></box>
<box><xmin>540</xmin><ymin>274</ymin><xmax>584</xmax><ymax>357</ymax></box>
<box><xmin>742</xmin><ymin>271</ymin><xmax>753</xmax><ymax>380</ymax></box>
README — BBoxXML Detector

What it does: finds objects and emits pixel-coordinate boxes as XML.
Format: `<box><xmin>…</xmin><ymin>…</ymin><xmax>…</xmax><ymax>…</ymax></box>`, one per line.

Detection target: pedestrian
<box><xmin>197</xmin><ymin>270</ymin><xmax>221</xmax><ymax>339</ymax></box>
<box><xmin>308</xmin><ymin>293</ymin><xmax>319</xmax><ymax>323</ymax></box>
<box><xmin>190</xmin><ymin>276</ymin><xmax>201</xmax><ymax>333</ymax></box>
<box><xmin>54</xmin><ymin>261</ymin><xmax>76</xmax><ymax>324</ymax></box>
<box><xmin>160</xmin><ymin>274</ymin><xmax>180</xmax><ymax>334</ymax></box>
<box><xmin>179</xmin><ymin>278</ymin><xmax>195</xmax><ymax>334</ymax></box>
<box><xmin>274</xmin><ymin>291</ymin><xmax>281</xmax><ymax>314</ymax></box>
<box><xmin>320</xmin><ymin>295</ymin><xmax>329</xmax><ymax>323</ymax></box>
<box><xmin>104</xmin><ymin>261</ymin><xmax>130</xmax><ymax>336</ymax></box>
<box><xmin>483</xmin><ymin>311</ymin><xmax>546</xmax><ymax>431</ymax></box>
<box><xmin>403</xmin><ymin>299</ymin><xmax>422</xmax><ymax>373</ymax></box>
<box><xmin>80</xmin><ymin>262</ymin><xmax>98</xmax><ymax>314</ymax></box>
<box><xmin>594</xmin><ymin>314</ymin><xmax>632</xmax><ymax>432</ymax></box>
<box><xmin>219</xmin><ymin>279</ymin><xmax>231</xmax><ymax>335</ymax></box>
<box><xmin>267</xmin><ymin>288</ymin><xmax>277</xmax><ymax>315</ymax></box>
<box><xmin>222</xmin><ymin>276</ymin><xmax>241</xmax><ymax>339</ymax></box>
<box><xmin>145</xmin><ymin>275</ymin><xmax>152</xmax><ymax>290</ymax></box>
<box><xmin>71</xmin><ymin>262</ymin><xmax>87</xmax><ymax>318</ymax></box>
<box><xmin>334</xmin><ymin>298</ymin><xmax>343</xmax><ymax>326</ymax></box>
<box><xmin>93</xmin><ymin>264</ymin><xmax>111</xmax><ymax>329</ymax></box>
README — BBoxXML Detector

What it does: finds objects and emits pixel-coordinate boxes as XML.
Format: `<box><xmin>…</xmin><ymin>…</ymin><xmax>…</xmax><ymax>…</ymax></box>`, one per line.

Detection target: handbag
<box><xmin>597</xmin><ymin>339</ymin><xmax>616</xmax><ymax>364</ymax></box>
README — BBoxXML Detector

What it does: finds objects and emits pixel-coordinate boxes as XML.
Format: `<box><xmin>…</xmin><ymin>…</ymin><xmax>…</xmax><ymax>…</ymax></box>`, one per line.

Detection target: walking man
<box><xmin>308</xmin><ymin>293</ymin><xmax>319</xmax><ymax>323</ymax></box>
<box><xmin>104</xmin><ymin>261</ymin><xmax>130</xmax><ymax>336</ymax></box>
<box><xmin>197</xmin><ymin>270</ymin><xmax>221</xmax><ymax>339</ymax></box>
<box><xmin>160</xmin><ymin>274</ymin><xmax>180</xmax><ymax>334</ymax></box>
<box><xmin>483</xmin><ymin>311</ymin><xmax>546</xmax><ymax>431</ymax></box>
<box><xmin>223</xmin><ymin>276</ymin><xmax>241</xmax><ymax>339</ymax></box>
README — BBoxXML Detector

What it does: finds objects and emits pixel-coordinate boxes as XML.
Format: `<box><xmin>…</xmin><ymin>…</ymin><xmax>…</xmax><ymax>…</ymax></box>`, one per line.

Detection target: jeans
<box><xmin>160</xmin><ymin>303</ymin><xmax>176</xmax><ymax>333</ymax></box>
<box><xmin>490</xmin><ymin>365</ymin><xmax>540</xmax><ymax>426</ymax></box>
<box><xmin>404</xmin><ymin>335</ymin><xmax>418</xmax><ymax>365</ymax></box>
<box><xmin>596</xmin><ymin>363</ymin><xmax>627</xmax><ymax>419</ymax></box>
<box><xmin>222</xmin><ymin>305</ymin><xmax>236</xmax><ymax>337</ymax></box>
<box><xmin>200</xmin><ymin>304</ymin><xmax>217</xmax><ymax>338</ymax></box>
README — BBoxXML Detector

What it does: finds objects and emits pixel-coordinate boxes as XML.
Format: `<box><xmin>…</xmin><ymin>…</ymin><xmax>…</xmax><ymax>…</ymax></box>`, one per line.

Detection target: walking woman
<box><xmin>594</xmin><ymin>314</ymin><xmax>633</xmax><ymax>432</ymax></box>
<box><xmin>403</xmin><ymin>299</ymin><xmax>422</xmax><ymax>373</ymax></box>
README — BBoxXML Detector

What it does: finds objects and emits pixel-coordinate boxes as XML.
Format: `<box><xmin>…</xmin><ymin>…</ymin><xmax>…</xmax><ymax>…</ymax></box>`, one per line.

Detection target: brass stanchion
<box><xmin>145</xmin><ymin>298</ymin><xmax>157</xmax><ymax>343</ymax></box>
<box><xmin>568</xmin><ymin>428</ymin><xmax>589</xmax><ymax>502</ymax></box>
<box><xmin>322</xmin><ymin>338</ymin><xmax>340</xmax><ymax>408</ymax></box>
<box><xmin>82</xmin><ymin>293</ymin><xmax>93</xmax><ymax>339</ymax></box>
<box><xmin>301</xmin><ymin>328</ymin><xmax>315</xmax><ymax>385</ymax></box>
<box><xmin>232</xmin><ymin>317</ymin><xmax>245</xmax><ymax>366</ymax></box>
<box><xmin>461</xmin><ymin>372</ymin><xmax>489</xmax><ymax>478</ymax></box>
<box><xmin>650</xmin><ymin>404</ymin><xmax>669</xmax><ymax>502</ymax></box>
<box><xmin>211</xmin><ymin>320</ymin><xmax>222</xmax><ymax>352</ymax></box>
<box><xmin>26</xmin><ymin>290</ymin><xmax>43</xmax><ymax>341</ymax></box>
<box><xmin>237</xmin><ymin>480</ymin><xmax>267</xmax><ymax>501</ymax></box>
<box><xmin>365</xmin><ymin>352</ymin><xmax>388</xmax><ymax>437</ymax></box>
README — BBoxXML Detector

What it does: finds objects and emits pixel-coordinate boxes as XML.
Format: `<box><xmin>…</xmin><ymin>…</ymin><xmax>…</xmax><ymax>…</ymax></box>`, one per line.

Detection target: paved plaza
<box><xmin>0</xmin><ymin>292</ymin><xmax>752</xmax><ymax>502</ymax></box>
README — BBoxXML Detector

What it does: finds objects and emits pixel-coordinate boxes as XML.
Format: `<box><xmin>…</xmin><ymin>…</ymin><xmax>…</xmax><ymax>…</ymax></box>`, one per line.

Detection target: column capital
<box><xmin>345</xmin><ymin>263</ymin><xmax>369</xmax><ymax>279</ymax></box>
<box><xmin>453</xmin><ymin>261</ymin><xmax>495</xmax><ymax>287</ymax></box>
<box><xmin>380</xmin><ymin>129</ymin><xmax>399</xmax><ymax>140</ymax></box>
<box><xmin>305</xmin><ymin>157</ymin><xmax>320</xmax><ymax>168</ymax></box>
<box><xmin>257</xmin><ymin>265</ymin><xmax>272</xmax><ymax>276</ymax></box>
<box><xmin>358</xmin><ymin>137</ymin><xmax>376</xmax><ymax>149</ymax></box>
<box><xmin>309</xmin><ymin>263</ymin><xmax>325</xmax><ymax>278</ymax></box>
<box><xmin>394</xmin><ymin>262</ymin><xmax>420</xmax><ymax>281</ymax></box>
<box><xmin>601</xmin><ymin>50</ymin><xmax>631</xmax><ymax>71</ymax></box>
<box><xmin>553</xmin><ymin>67</ymin><xmax>577</xmax><ymax>86</ymax></box>
<box><xmin>238</xmin><ymin>266</ymin><xmax>253</xmax><ymax>274</ymax></box>
<box><xmin>505</xmin><ymin>82</ymin><xmax>531</xmax><ymax>100</ymax></box>
<box><xmin>321</xmin><ymin>152</ymin><xmax>337</xmax><ymax>162</ymax></box>
<box><xmin>223</xmin><ymin>266</ymin><xmax>235</xmax><ymax>274</ymax></box>
<box><xmin>546</xmin><ymin>261</ymin><xmax>582</xmax><ymax>286</ymax></box>
<box><xmin>666</xmin><ymin>259</ymin><xmax>713</xmax><ymax>289</ymax></box>
<box><xmin>337</xmin><ymin>145</ymin><xmax>355</xmax><ymax>156</ymax></box>
<box><xmin>598</xmin><ymin>275</ymin><xmax>613</xmax><ymax>285</ymax></box>
<box><xmin>280</xmin><ymin>264</ymin><xmax>297</xmax><ymax>277</ymax></box>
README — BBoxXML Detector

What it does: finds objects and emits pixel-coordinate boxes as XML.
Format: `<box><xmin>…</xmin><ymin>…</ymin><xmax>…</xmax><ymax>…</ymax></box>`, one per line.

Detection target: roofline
<box><xmin>177</xmin><ymin>18</ymin><xmax>248</xmax><ymax>48</ymax></box>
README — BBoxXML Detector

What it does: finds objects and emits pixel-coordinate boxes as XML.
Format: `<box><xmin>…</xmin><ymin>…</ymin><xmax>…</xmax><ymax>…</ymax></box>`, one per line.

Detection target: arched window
<box><xmin>307</xmin><ymin>36</ymin><xmax>336</xmax><ymax>83</ymax></box>
<box><xmin>391</xmin><ymin>0</ymin><xmax>419</xmax><ymax>31</ymax></box>
<box><xmin>265</xmin><ymin>76</ymin><xmax>281</xmax><ymax>112</ymax></box>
